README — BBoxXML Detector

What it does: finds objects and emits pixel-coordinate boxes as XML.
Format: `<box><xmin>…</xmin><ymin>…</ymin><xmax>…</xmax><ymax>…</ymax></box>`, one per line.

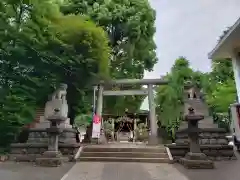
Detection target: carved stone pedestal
<box><xmin>35</xmin><ymin>151</ymin><xmax>63</xmax><ymax>167</ymax></box>
<box><xmin>180</xmin><ymin>152</ymin><xmax>214</xmax><ymax>169</ymax></box>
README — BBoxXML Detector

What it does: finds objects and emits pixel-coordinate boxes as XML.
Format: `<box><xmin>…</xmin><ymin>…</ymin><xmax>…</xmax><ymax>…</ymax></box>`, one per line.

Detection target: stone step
<box><xmin>35</xmin><ymin>113</ymin><xmax>44</xmax><ymax>116</ymax></box>
<box><xmin>78</xmin><ymin>157</ymin><xmax>170</xmax><ymax>163</ymax></box>
<box><xmin>199</xmin><ymin>124</ymin><xmax>218</xmax><ymax>128</ymax></box>
<box><xmin>9</xmin><ymin>154</ymin><xmax>70</xmax><ymax>162</ymax></box>
<box><xmin>80</xmin><ymin>152</ymin><xmax>168</xmax><ymax>158</ymax></box>
<box><xmin>82</xmin><ymin>147</ymin><xmax>166</xmax><ymax>153</ymax></box>
<box><xmin>36</xmin><ymin>111</ymin><xmax>44</xmax><ymax>113</ymax></box>
<box><xmin>180</xmin><ymin>123</ymin><xmax>218</xmax><ymax>129</ymax></box>
<box><xmin>79</xmin><ymin>145</ymin><xmax>170</xmax><ymax>163</ymax></box>
<box><xmin>35</xmin><ymin>110</ymin><xmax>44</xmax><ymax>114</ymax></box>
<box><xmin>199</xmin><ymin>120</ymin><xmax>216</xmax><ymax>124</ymax></box>
<box><xmin>35</xmin><ymin>110</ymin><xmax>44</xmax><ymax>113</ymax></box>
<box><xmin>188</xmin><ymin>104</ymin><xmax>208</xmax><ymax>109</ymax></box>
<box><xmin>23</xmin><ymin>109</ymin><xmax>45</xmax><ymax>128</ymax></box>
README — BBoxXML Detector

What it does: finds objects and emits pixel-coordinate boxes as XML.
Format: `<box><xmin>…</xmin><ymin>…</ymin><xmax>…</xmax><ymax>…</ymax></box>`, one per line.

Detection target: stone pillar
<box><xmin>94</xmin><ymin>85</ymin><xmax>106</xmax><ymax>143</ymax></box>
<box><xmin>48</xmin><ymin>127</ymin><xmax>59</xmax><ymax>152</ymax></box>
<box><xmin>147</xmin><ymin>84</ymin><xmax>159</xmax><ymax>145</ymax></box>
<box><xmin>187</xmin><ymin>119</ymin><xmax>201</xmax><ymax>153</ymax></box>
<box><xmin>96</xmin><ymin>85</ymin><xmax>104</xmax><ymax>117</ymax></box>
<box><xmin>133</xmin><ymin>118</ymin><xmax>137</xmax><ymax>142</ymax></box>
<box><xmin>111</xmin><ymin>118</ymin><xmax>115</xmax><ymax>141</ymax></box>
<box><xmin>232</xmin><ymin>51</ymin><xmax>240</xmax><ymax>102</ymax></box>
<box><xmin>180</xmin><ymin>107</ymin><xmax>214</xmax><ymax>169</ymax></box>
<box><xmin>36</xmin><ymin>114</ymin><xmax>66</xmax><ymax>167</ymax></box>
<box><xmin>93</xmin><ymin>86</ymin><xmax>98</xmax><ymax>113</ymax></box>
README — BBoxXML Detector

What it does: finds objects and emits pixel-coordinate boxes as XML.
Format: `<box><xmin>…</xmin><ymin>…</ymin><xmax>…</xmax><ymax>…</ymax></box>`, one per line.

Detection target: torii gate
<box><xmin>91</xmin><ymin>79</ymin><xmax>168</xmax><ymax>145</ymax></box>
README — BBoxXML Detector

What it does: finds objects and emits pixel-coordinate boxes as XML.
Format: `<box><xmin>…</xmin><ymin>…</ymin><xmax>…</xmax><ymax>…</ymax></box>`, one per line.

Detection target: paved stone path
<box><xmin>175</xmin><ymin>151</ymin><xmax>240</xmax><ymax>180</ymax></box>
<box><xmin>1</xmin><ymin>160</ymin><xmax>240</xmax><ymax>180</ymax></box>
<box><xmin>62</xmin><ymin>162</ymin><xmax>189</xmax><ymax>180</ymax></box>
<box><xmin>175</xmin><ymin>160</ymin><xmax>240</xmax><ymax>180</ymax></box>
<box><xmin>0</xmin><ymin>161</ymin><xmax>74</xmax><ymax>180</ymax></box>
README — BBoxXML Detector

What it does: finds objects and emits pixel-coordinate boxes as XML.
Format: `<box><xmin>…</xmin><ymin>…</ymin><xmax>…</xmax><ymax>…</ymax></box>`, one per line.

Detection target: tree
<box><xmin>46</xmin><ymin>14</ymin><xmax>110</xmax><ymax>121</ymax></box>
<box><xmin>0</xmin><ymin>0</ymin><xmax>111</xmax><ymax>146</ymax></box>
<box><xmin>202</xmin><ymin>58</ymin><xmax>236</xmax><ymax>111</ymax></box>
<box><xmin>61</xmin><ymin>0</ymin><xmax>157</xmax><ymax>114</ymax></box>
<box><xmin>206</xmin><ymin>79</ymin><xmax>236</xmax><ymax>113</ymax></box>
<box><xmin>155</xmin><ymin>57</ymin><xmax>193</xmax><ymax>136</ymax></box>
<box><xmin>211</xmin><ymin>58</ymin><xmax>234</xmax><ymax>84</ymax></box>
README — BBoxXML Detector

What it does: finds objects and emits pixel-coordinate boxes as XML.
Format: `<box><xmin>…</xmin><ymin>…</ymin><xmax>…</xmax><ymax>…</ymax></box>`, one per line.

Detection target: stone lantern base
<box><xmin>180</xmin><ymin>152</ymin><xmax>214</xmax><ymax>169</ymax></box>
<box><xmin>35</xmin><ymin>151</ymin><xmax>63</xmax><ymax>167</ymax></box>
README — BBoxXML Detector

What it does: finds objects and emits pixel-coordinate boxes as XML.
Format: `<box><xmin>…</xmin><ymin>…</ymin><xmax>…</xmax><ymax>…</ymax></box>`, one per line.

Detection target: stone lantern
<box><xmin>180</xmin><ymin>107</ymin><xmax>214</xmax><ymax>169</ymax></box>
<box><xmin>36</xmin><ymin>108</ymin><xmax>66</xmax><ymax>167</ymax></box>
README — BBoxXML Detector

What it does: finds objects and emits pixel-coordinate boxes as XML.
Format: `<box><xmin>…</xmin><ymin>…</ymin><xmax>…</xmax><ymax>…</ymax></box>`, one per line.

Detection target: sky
<box><xmin>141</xmin><ymin>0</ymin><xmax>240</xmax><ymax>110</ymax></box>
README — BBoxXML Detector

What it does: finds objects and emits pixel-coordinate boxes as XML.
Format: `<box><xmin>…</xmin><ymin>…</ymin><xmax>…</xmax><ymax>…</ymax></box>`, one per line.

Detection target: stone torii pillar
<box><xmin>147</xmin><ymin>84</ymin><xmax>159</xmax><ymax>145</ymax></box>
<box><xmin>91</xmin><ymin>84</ymin><xmax>104</xmax><ymax>143</ymax></box>
<box><xmin>96</xmin><ymin>85</ymin><xmax>104</xmax><ymax>118</ymax></box>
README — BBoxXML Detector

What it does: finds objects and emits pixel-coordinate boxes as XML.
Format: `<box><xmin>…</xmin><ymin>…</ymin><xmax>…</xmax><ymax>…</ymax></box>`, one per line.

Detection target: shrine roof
<box><xmin>208</xmin><ymin>17</ymin><xmax>240</xmax><ymax>59</ymax></box>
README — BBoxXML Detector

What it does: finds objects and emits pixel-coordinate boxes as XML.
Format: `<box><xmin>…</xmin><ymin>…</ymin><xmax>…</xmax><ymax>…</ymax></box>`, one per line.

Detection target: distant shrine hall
<box><xmin>101</xmin><ymin>110</ymin><xmax>150</xmax><ymax>142</ymax></box>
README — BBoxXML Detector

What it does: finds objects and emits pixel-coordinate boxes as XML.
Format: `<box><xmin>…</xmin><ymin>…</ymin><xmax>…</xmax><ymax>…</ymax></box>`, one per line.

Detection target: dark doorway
<box><xmin>193</xmin><ymin>92</ymin><xmax>197</xmax><ymax>98</ymax></box>
<box><xmin>115</xmin><ymin>122</ymin><xmax>133</xmax><ymax>132</ymax></box>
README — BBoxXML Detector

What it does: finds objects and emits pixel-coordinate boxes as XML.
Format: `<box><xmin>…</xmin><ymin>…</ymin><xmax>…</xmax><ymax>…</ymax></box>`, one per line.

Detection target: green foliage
<box><xmin>62</xmin><ymin>0</ymin><xmax>157</xmax><ymax>114</ymax></box>
<box><xmin>214</xmin><ymin>112</ymin><xmax>231</xmax><ymax>132</ymax></box>
<box><xmin>135</xmin><ymin>123</ymin><xmax>148</xmax><ymax>142</ymax></box>
<box><xmin>0</xmin><ymin>88</ymin><xmax>36</xmax><ymax>146</ymax></box>
<box><xmin>155</xmin><ymin>57</ymin><xmax>192</xmax><ymax>136</ymax></box>
<box><xmin>0</xmin><ymin>0</ymin><xmax>157</xmax><ymax>146</ymax></box>
<box><xmin>202</xmin><ymin>59</ymin><xmax>236</xmax><ymax>113</ymax></box>
<box><xmin>201</xmin><ymin>58</ymin><xmax>236</xmax><ymax>130</ymax></box>
<box><xmin>206</xmin><ymin>79</ymin><xmax>236</xmax><ymax>113</ymax></box>
<box><xmin>74</xmin><ymin>114</ymin><xmax>92</xmax><ymax>128</ymax></box>
<box><xmin>0</xmin><ymin>0</ymin><xmax>111</xmax><ymax>146</ymax></box>
<box><xmin>156</xmin><ymin>55</ymin><xmax>237</xmax><ymax>135</ymax></box>
<box><xmin>103</xmin><ymin>119</ymin><xmax>114</xmax><ymax>136</ymax></box>
<box><xmin>211</xmin><ymin>58</ymin><xmax>234</xmax><ymax>84</ymax></box>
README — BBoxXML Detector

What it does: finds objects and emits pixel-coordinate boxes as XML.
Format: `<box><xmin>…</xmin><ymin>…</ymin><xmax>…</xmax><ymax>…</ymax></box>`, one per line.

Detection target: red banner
<box><xmin>93</xmin><ymin>114</ymin><xmax>101</xmax><ymax>124</ymax></box>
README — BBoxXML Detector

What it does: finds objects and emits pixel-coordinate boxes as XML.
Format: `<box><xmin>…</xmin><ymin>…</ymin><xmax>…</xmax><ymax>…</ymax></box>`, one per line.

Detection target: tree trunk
<box><xmin>66</xmin><ymin>80</ymin><xmax>78</xmax><ymax>125</ymax></box>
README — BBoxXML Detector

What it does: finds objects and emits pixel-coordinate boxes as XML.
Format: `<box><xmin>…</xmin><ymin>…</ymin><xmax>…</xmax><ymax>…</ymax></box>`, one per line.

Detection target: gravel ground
<box><xmin>0</xmin><ymin>161</ymin><xmax>74</xmax><ymax>180</ymax></box>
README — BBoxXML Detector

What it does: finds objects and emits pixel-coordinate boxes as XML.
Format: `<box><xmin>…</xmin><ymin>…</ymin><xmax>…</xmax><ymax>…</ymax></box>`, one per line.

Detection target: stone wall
<box><xmin>10</xmin><ymin>143</ymin><xmax>80</xmax><ymax>162</ymax></box>
<box><xmin>167</xmin><ymin>144</ymin><xmax>236</xmax><ymax>161</ymax></box>
<box><xmin>167</xmin><ymin>128</ymin><xmax>236</xmax><ymax>161</ymax></box>
<box><xmin>175</xmin><ymin>128</ymin><xmax>229</xmax><ymax>145</ymax></box>
<box><xmin>27</xmin><ymin>128</ymin><xmax>78</xmax><ymax>144</ymax></box>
